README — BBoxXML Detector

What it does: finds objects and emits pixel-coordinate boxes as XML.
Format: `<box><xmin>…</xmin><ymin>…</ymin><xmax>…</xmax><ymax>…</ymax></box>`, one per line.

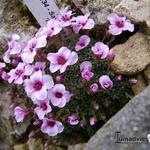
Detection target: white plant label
<box><xmin>23</xmin><ymin>0</ymin><xmax>60</xmax><ymax>26</ymax></box>
<box><xmin>23</xmin><ymin>0</ymin><xmax>72</xmax><ymax>47</ymax></box>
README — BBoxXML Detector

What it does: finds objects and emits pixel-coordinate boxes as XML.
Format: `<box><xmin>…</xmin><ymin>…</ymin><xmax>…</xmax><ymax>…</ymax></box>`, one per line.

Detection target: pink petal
<box><xmin>83</xmin><ymin>18</ymin><xmax>95</xmax><ymax>29</ymax></box>
<box><xmin>36</xmin><ymin>88</ymin><xmax>47</xmax><ymax>100</ymax></box>
<box><xmin>42</xmin><ymin>75</ymin><xmax>54</xmax><ymax>89</ymax></box>
<box><xmin>49</xmin><ymin>63</ymin><xmax>61</xmax><ymax>73</ymax></box>
<box><xmin>58</xmin><ymin>47</ymin><xmax>71</xmax><ymax>59</ymax></box>
<box><xmin>30</xmin><ymin>71</ymin><xmax>43</xmax><ymax>82</ymax></box>
<box><xmin>108</xmin><ymin>25</ymin><xmax>122</xmax><ymax>35</ymax></box>
<box><xmin>36</xmin><ymin>35</ymin><xmax>47</xmax><ymax>48</ymax></box>
<box><xmin>21</xmin><ymin>50</ymin><xmax>36</xmax><ymax>64</ymax></box>
<box><xmin>67</xmin><ymin>51</ymin><xmax>78</xmax><ymax>65</ymax></box>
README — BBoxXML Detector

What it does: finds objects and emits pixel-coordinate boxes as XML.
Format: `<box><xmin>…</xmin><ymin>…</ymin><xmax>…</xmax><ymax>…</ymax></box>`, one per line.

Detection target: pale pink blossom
<box><xmin>91</xmin><ymin>42</ymin><xmax>109</xmax><ymax>59</ymax></box>
<box><xmin>99</xmin><ymin>75</ymin><xmax>113</xmax><ymax>90</ymax></box>
<box><xmin>81</xmin><ymin>70</ymin><xmax>94</xmax><ymax>82</ymax></box>
<box><xmin>41</xmin><ymin>118</ymin><xmax>64</xmax><ymax>136</ymax></box>
<box><xmin>107</xmin><ymin>13</ymin><xmax>134</xmax><ymax>35</ymax></box>
<box><xmin>90</xmin><ymin>83</ymin><xmax>99</xmax><ymax>93</ymax></box>
<box><xmin>75</xmin><ymin>35</ymin><xmax>90</xmax><ymax>51</ymax></box>
<box><xmin>0</xmin><ymin>62</ymin><xmax>6</xmax><ymax>74</ymax></box>
<box><xmin>90</xmin><ymin>117</ymin><xmax>97</xmax><ymax>126</ymax></box>
<box><xmin>47</xmin><ymin>47</ymin><xmax>78</xmax><ymax>73</ymax></box>
<box><xmin>24</xmin><ymin>71</ymin><xmax>54</xmax><ymax>101</ymax></box>
<box><xmin>8</xmin><ymin>63</ymin><xmax>33</xmax><ymax>85</ymax></box>
<box><xmin>14</xmin><ymin>106</ymin><xmax>29</xmax><ymax>123</ymax></box>
<box><xmin>58</xmin><ymin>6</ymin><xmax>72</xmax><ymax>27</ymax></box>
<box><xmin>115</xmin><ymin>75</ymin><xmax>123</xmax><ymax>81</ymax></box>
<box><xmin>33</xmin><ymin>62</ymin><xmax>46</xmax><ymax>73</ymax></box>
<box><xmin>1</xmin><ymin>71</ymin><xmax>10</xmax><ymax>81</ymax></box>
<box><xmin>48</xmin><ymin>84</ymin><xmax>71</xmax><ymax>108</ymax></box>
<box><xmin>107</xmin><ymin>49</ymin><xmax>115</xmax><ymax>61</ymax></box>
<box><xmin>3</xmin><ymin>34</ymin><xmax>22</xmax><ymax>63</ymax></box>
<box><xmin>71</xmin><ymin>13</ymin><xmax>95</xmax><ymax>33</ymax></box>
<box><xmin>36</xmin><ymin>19</ymin><xmax>62</xmax><ymax>38</ymax></box>
<box><xmin>34</xmin><ymin>99</ymin><xmax>52</xmax><ymax>120</ymax></box>
<box><xmin>55</xmin><ymin>75</ymin><xmax>64</xmax><ymax>83</ymax></box>
<box><xmin>129</xmin><ymin>78</ymin><xmax>138</xmax><ymax>84</ymax></box>
<box><xmin>68</xmin><ymin>115</ymin><xmax>79</xmax><ymax>125</ymax></box>
<box><xmin>21</xmin><ymin>37</ymin><xmax>47</xmax><ymax>63</ymax></box>
<box><xmin>93</xmin><ymin>102</ymin><xmax>100</xmax><ymax>110</ymax></box>
<box><xmin>80</xmin><ymin>61</ymin><xmax>92</xmax><ymax>72</ymax></box>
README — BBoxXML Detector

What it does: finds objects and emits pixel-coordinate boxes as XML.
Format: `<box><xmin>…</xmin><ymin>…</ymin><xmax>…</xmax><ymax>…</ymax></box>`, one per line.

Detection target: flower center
<box><xmin>15</xmin><ymin>69</ymin><xmax>23</xmax><ymax>76</ymax></box>
<box><xmin>57</xmin><ymin>56</ymin><xmax>67</xmax><ymax>65</ymax></box>
<box><xmin>62</xmin><ymin>15</ymin><xmax>70</xmax><ymax>21</ymax></box>
<box><xmin>40</xmin><ymin>103</ymin><xmax>47</xmax><ymax>111</ymax></box>
<box><xmin>80</xmin><ymin>42</ymin><xmax>85</xmax><ymax>47</ymax></box>
<box><xmin>116</xmin><ymin>21</ymin><xmax>124</xmax><ymax>28</ymax></box>
<box><xmin>55</xmin><ymin>92</ymin><xmax>63</xmax><ymax>98</ymax></box>
<box><xmin>104</xmin><ymin>82</ymin><xmax>111</xmax><ymax>88</ymax></box>
<box><xmin>33</xmin><ymin>81</ymin><xmax>43</xmax><ymax>91</ymax></box>
<box><xmin>47</xmin><ymin>120</ymin><xmax>56</xmax><ymax>127</ymax></box>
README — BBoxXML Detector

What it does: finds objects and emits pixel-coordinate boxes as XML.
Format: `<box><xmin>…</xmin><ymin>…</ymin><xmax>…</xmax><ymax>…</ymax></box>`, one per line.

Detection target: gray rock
<box><xmin>85</xmin><ymin>85</ymin><xmax>150</xmax><ymax>150</ymax></box>
<box><xmin>111</xmin><ymin>32</ymin><xmax>150</xmax><ymax>75</ymax></box>
<box><xmin>0</xmin><ymin>0</ymin><xmax>37</xmax><ymax>59</ymax></box>
<box><xmin>71</xmin><ymin>0</ymin><xmax>122</xmax><ymax>25</ymax></box>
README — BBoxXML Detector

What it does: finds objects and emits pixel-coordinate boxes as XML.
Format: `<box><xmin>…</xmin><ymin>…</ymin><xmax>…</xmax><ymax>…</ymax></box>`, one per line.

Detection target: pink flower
<box><xmin>14</xmin><ymin>106</ymin><xmax>29</xmax><ymax>123</ymax></box>
<box><xmin>68</xmin><ymin>115</ymin><xmax>79</xmax><ymax>125</ymax></box>
<box><xmin>90</xmin><ymin>117</ymin><xmax>97</xmax><ymax>126</ymax></box>
<box><xmin>33</xmin><ymin>62</ymin><xmax>46</xmax><ymax>73</ymax></box>
<box><xmin>36</xmin><ymin>19</ymin><xmax>62</xmax><ymax>38</ymax></box>
<box><xmin>34</xmin><ymin>99</ymin><xmax>52</xmax><ymax>120</ymax></box>
<box><xmin>58</xmin><ymin>6</ymin><xmax>72</xmax><ymax>27</ymax></box>
<box><xmin>41</xmin><ymin>118</ymin><xmax>64</xmax><ymax>136</ymax></box>
<box><xmin>115</xmin><ymin>75</ymin><xmax>123</xmax><ymax>81</ymax></box>
<box><xmin>3</xmin><ymin>34</ymin><xmax>22</xmax><ymax>63</ymax></box>
<box><xmin>129</xmin><ymin>78</ymin><xmax>138</xmax><ymax>84</ymax></box>
<box><xmin>55</xmin><ymin>75</ymin><xmax>64</xmax><ymax>83</ymax></box>
<box><xmin>99</xmin><ymin>75</ymin><xmax>113</xmax><ymax>90</ymax></box>
<box><xmin>71</xmin><ymin>13</ymin><xmax>95</xmax><ymax>33</ymax></box>
<box><xmin>92</xmin><ymin>42</ymin><xmax>109</xmax><ymax>59</ymax></box>
<box><xmin>8</xmin><ymin>63</ymin><xmax>33</xmax><ymax>84</ymax></box>
<box><xmin>24</xmin><ymin>71</ymin><xmax>54</xmax><ymax>101</ymax></box>
<box><xmin>90</xmin><ymin>83</ymin><xmax>99</xmax><ymax>93</ymax></box>
<box><xmin>47</xmin><ymin>47</ymin><xmax>78</xmax><ymax>73</ymax></box>
<box><xmin>75</xmin><ymin>35</ymin><xmax>90</xmax><ymax>51</ymax></box>
<box><xmin>93</xmin><ymin>102</ymin><xmax>100</xmax><ymax>110</ymax></box>
<box><xmin>0</xmin><ymin>62</ymin><xmax>6</xmax><ymax>74</ymax></box>
<box><xmin>1</xmin><ymin>71</ymin><xmax>10</xmax><ymax>81</ymax></box>
<box><xmin>48</xmin><ymin>84</ymin><xmax>71</xmax><ymax>108</ymax></box>
<box><xmin>80</xmin><ymin>61</ymin><xmax>92</xmax><ymax>72</ymax></box>
<box><xmin>107</xmin><ymin>13</ymin><xmax>134</xmax><ymax>35</ymax></box>
<box><xmin>81</xmin><ymin>70</ymin><xmax>94</xmax><ymax>82</ymax></box>
<box><xmin>107</xmin><ymin>49</ymin><xmax>115</xmax><ymax>61</ymax></box>
<box><xmin>21</xmin><ymin>37</ymin><xmax>47</xmax><ymax>63</ymax></box>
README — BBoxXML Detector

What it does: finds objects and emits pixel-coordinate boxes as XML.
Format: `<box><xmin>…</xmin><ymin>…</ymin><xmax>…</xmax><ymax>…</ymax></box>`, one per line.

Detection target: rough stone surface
<box><xmin>111</xmin><ymin>32</ymin><xmax>150</xmax><ymax>75</ymax></box>
<box><xmin>71</xmin><ymin>0</ymin><xmax>122</xmax><ymax>25</ymax></box>
<box><xmin>0</xmin><ymin>0</ymin><xmax>37</xmax><ymax>59</ymax></box>
<box><xmin>114</xmin><ymin>0</ymin><xmax>150</xmax><ymax>24</ymax></box>
<box><xmin>0</xmin><ymin>85</ymin><xmax>31</xmax><ymax>150</ymax></box>
<box><xmin>27</xmin><ymin>139</ymin><xmax>44</xmax><ymax>150</ymax></box>
<box><xmin>14</xmin><ymin>144</ymin><xmax>28</xmax><ymax>150</ymax></box>
<box><xmin>85</xmin><ymin>85</ymin><xmax>150</xmax><ymax>150</ymax></box>
<box><xmin>68</xmin><ymin>143</ymin><xmax>86</xmax><ymax>150</ymax></box>
<box><xmin>144</xmin><ymin>65</ymin><xmax>150</xmax><ymax>84</ymax></box>
<box><xmin>131</xmin><ymin>74</ymin><xmax>147</xmax><ymax>95</ymax></box>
